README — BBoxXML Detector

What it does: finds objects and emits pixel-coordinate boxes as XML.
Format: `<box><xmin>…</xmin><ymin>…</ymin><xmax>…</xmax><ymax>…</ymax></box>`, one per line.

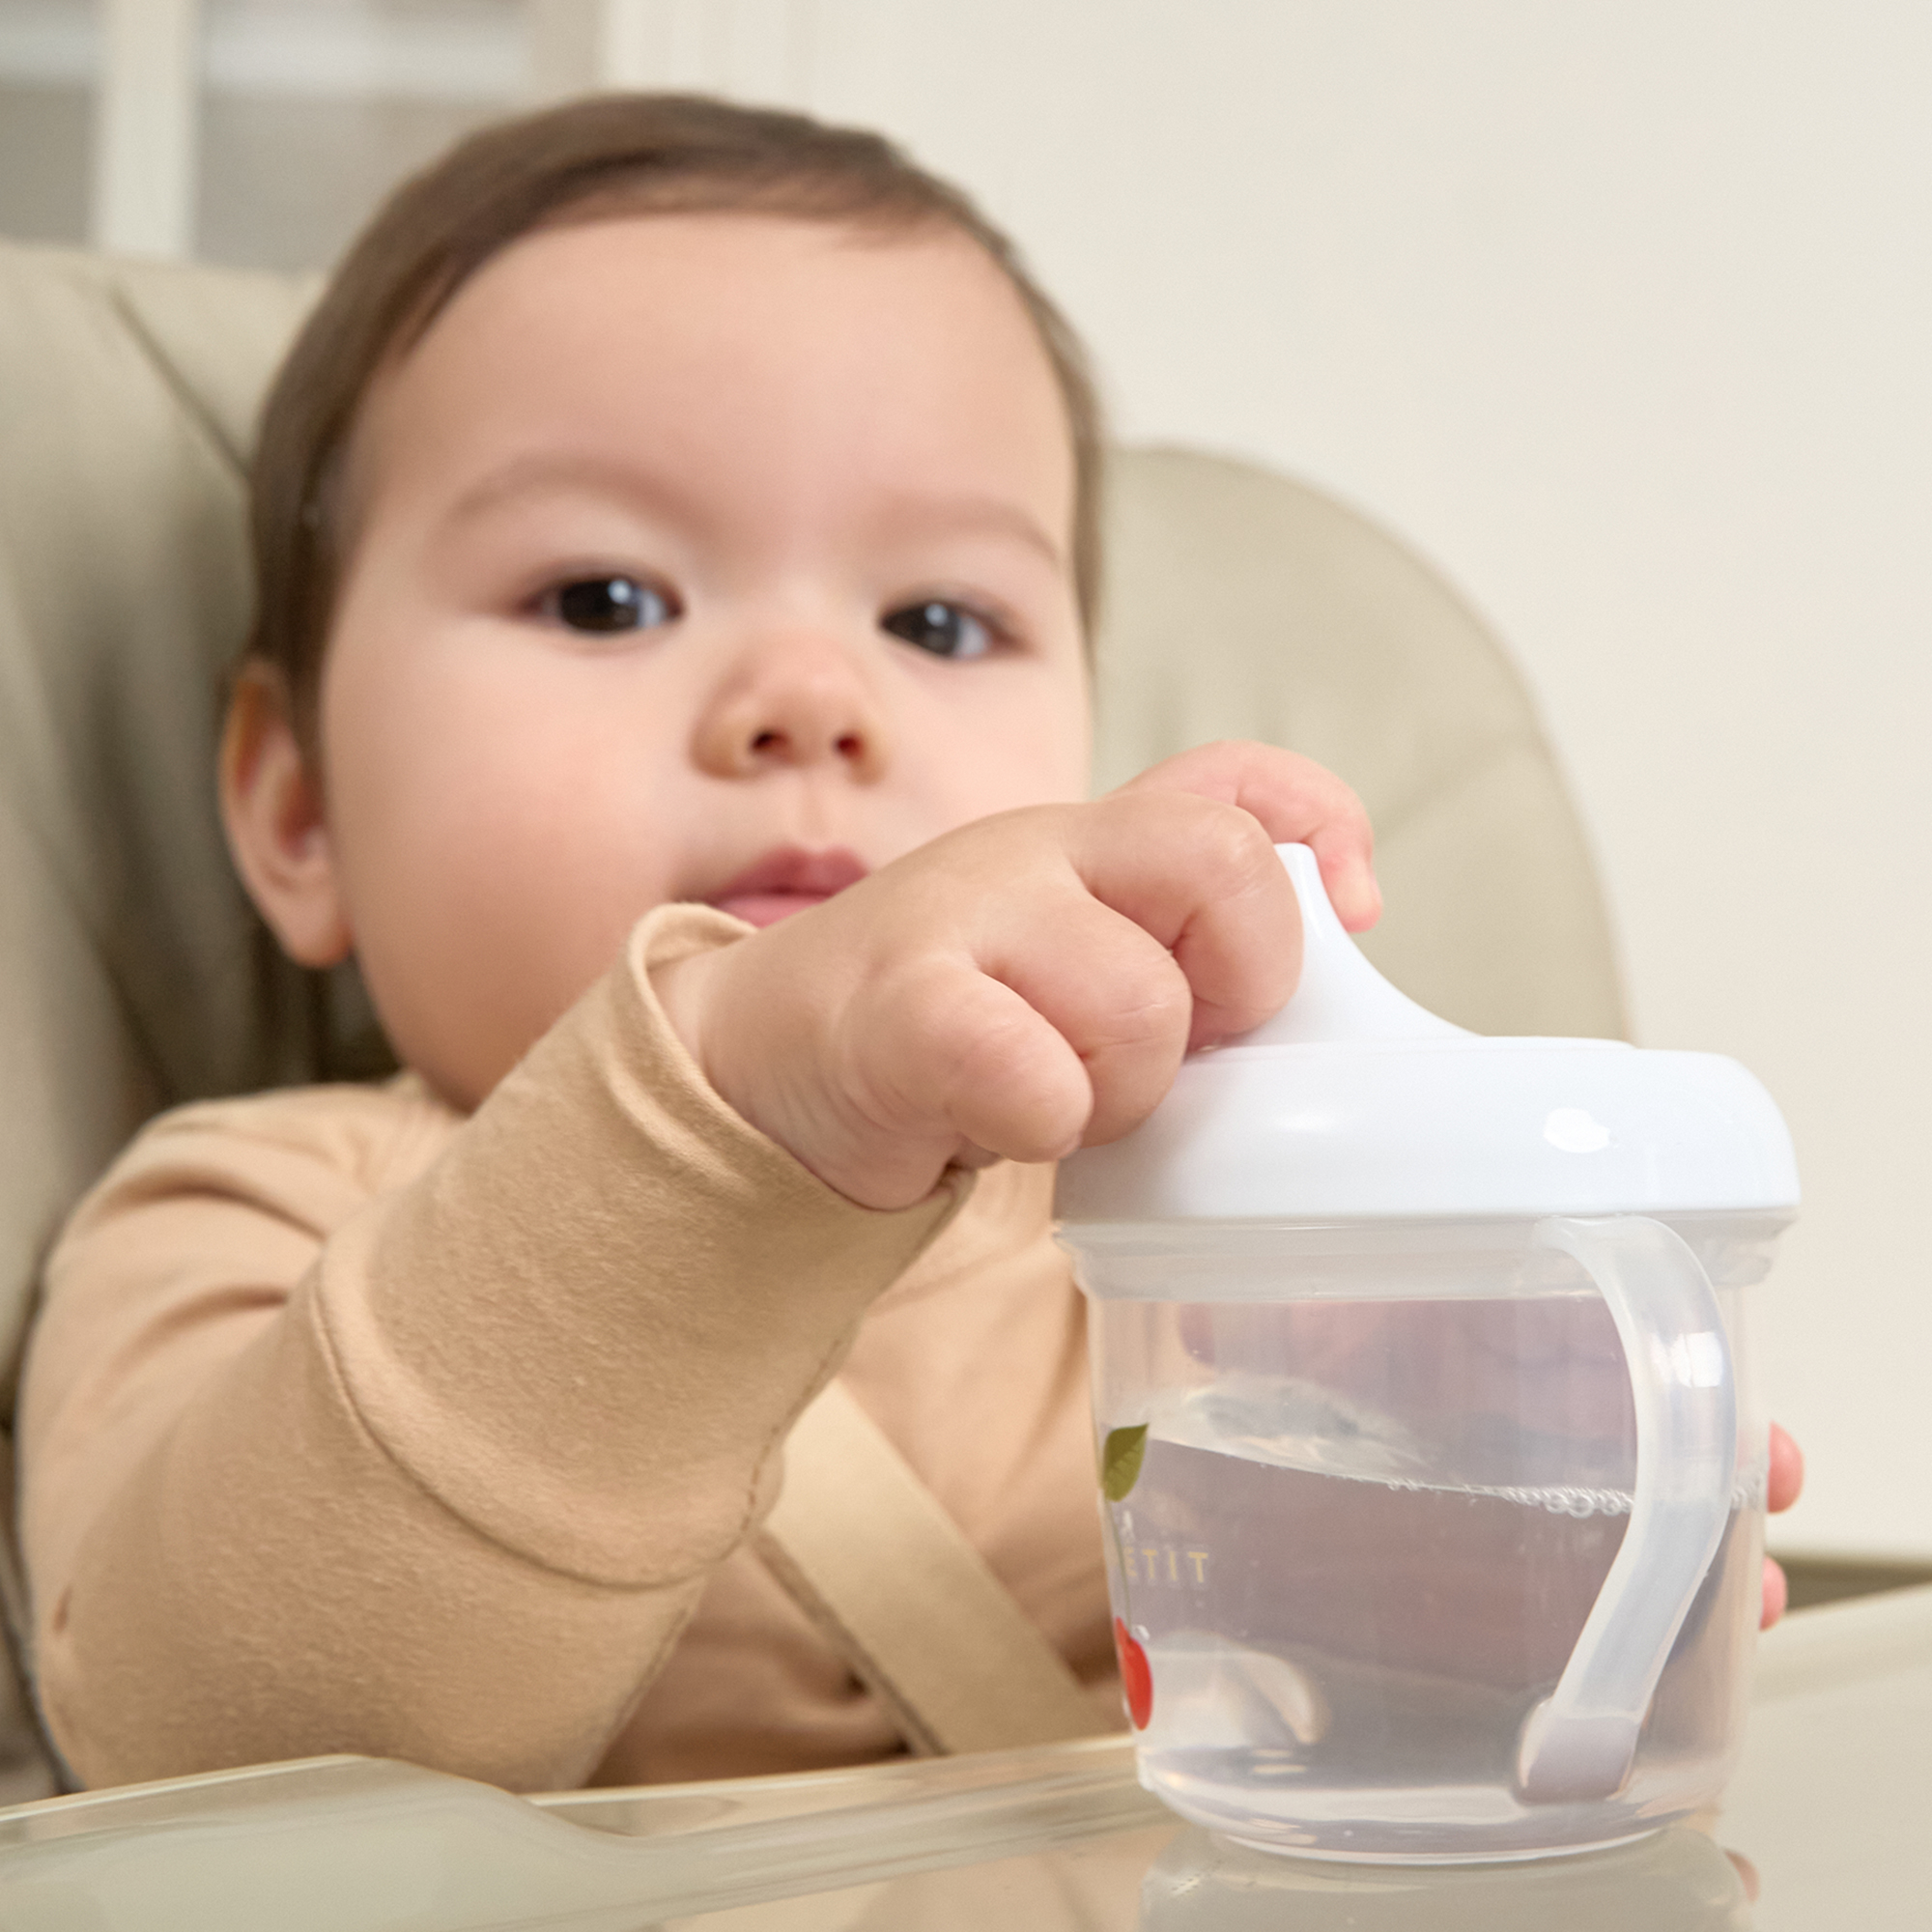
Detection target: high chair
<box><xmin>0</xmin><ymin>236</ymin><xmax>1626</xmax><ymax>1803</ymax></box>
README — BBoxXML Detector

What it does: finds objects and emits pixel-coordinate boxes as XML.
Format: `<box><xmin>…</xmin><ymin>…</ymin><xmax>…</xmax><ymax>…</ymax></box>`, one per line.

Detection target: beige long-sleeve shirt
<box><xmin>16</xmin><ymin>906</ymin><xmax>1113</xmax><ymax>1792</ymax></box>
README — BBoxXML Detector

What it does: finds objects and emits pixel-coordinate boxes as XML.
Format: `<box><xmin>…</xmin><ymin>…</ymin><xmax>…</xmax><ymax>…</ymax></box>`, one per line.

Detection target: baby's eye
<box><xmin>539</xmin><ymin>575</ymin><xmax>679</xmax><ymax>635</ymax></box>
<box><xmin>880</xmin><ymin>599</ymin><xmax>997</xmax><ymax>661</ymax></box>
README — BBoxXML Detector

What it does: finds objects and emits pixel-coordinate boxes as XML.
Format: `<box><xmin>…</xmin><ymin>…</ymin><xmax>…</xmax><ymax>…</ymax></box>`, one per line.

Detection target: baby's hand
<box><xmin>655</xmin><ymin>742</ymin><xmax>1377</xmax><ymax>1210</ymax></box>
<box><xmin>1762</xmin><ymin>1422</ymin><xmax>1804</xmax><ymax>1629</ymax></box>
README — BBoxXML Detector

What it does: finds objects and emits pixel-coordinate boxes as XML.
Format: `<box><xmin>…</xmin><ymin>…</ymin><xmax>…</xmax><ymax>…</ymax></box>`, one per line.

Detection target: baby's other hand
<box><xmin>655</xmin><ymin>742</ymin><xmax>1375</xmax><ymax>1209</ymax></box>
<box><xmin>1761</xmin><ymin>1422</ymin><xmax>1804</xmax><ymax>1629</ymax></box>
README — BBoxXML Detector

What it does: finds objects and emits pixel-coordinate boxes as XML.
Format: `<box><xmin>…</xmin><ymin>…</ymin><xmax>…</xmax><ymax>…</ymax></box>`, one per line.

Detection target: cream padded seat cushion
<box><xmin>1094</xmin><ymin>450</ymin><xmax>1624</xmax><ymax>1045</ymax></box>
<box><xmin>0</xmin><ymin>239</ymin><xmax>1624</xmax><ymax>1796</ymax></box>
<box><xmin>1</xmin><ymin>244</ymin><xmax>332</xmax><ymax>1415</ymax></box>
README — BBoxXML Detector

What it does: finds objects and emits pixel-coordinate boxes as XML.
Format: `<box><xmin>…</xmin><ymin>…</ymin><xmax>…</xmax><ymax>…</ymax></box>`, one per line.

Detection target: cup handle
<box><xmin>1515</xmin><ymin>1215</ymin><xmax>1738</xmax><ymax>1804</ymax></box>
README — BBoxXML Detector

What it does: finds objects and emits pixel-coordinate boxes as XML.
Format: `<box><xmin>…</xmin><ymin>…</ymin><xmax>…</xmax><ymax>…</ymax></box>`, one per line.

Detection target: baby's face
<box><xmin>309</xmin><ymin>213</ymin><xmax>1090</xmax><ymax>1108</ymax></box>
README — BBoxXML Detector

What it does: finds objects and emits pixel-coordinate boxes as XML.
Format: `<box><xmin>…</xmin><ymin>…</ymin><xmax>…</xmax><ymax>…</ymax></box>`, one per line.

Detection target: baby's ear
<box><xmin>219</xmin><ymin>663</ymin><xmax>354</xmax><ymax>968</ymax></box>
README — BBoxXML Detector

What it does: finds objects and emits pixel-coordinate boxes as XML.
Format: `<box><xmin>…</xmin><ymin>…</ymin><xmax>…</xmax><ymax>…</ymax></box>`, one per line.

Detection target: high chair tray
<box><xmin>0</xmin><ymin>1581</ymin><xmax>1926</xmax><ymax>1930</ymax></box>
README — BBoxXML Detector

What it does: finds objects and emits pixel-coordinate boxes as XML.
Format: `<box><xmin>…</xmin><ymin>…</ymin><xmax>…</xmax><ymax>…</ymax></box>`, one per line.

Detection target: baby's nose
<box><xmin>693</xmin><ymin>638</ymin><xmax>890</xmax><ymax>781</ymax></box>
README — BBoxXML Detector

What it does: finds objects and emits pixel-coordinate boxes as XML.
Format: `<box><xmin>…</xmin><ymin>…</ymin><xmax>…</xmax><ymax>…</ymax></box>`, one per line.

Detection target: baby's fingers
<box><xmin>979</xmin><ymin>894</ymin><xmax>1197</xmax><ymax>1147</ymax></box>
<box><xmin>879</xmin><ymin>957</ymin><xmax>1094</xmax><ymax>1168</ymax></box>
<box><xmin>1066</xmin><ymin>790</ymin><xmax>1299</xmax><ymax>1050</ymax></box>
<box><xmin>1119</xmin><ymin>740</ymin><xmax>1380</xmax><ymax>932</ymax></box>
<box><xmin>1758</xmin><ymin>1426</ymin><xmax>1803</xmax><ymax>1631</ymax></box>
<box><xmin>1767</xmin><ymin>1423</ymin><xmax>1804</xmax><ymax>1514</ymax></box>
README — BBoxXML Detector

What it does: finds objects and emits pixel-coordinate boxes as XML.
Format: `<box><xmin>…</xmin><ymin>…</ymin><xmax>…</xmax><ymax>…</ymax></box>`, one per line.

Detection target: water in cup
<box><xmin>1107</xmin><ymin>1365</ymin><xmax>1764</xmax><ymax>1861</ymax></box>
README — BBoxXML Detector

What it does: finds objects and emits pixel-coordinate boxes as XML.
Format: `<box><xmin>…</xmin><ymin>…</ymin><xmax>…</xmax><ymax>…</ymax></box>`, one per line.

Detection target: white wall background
<box><xmin>787</xmin><ymin>1</ymin><xmax>1932</xmax><ymax>1561</ymax></box>
<box><xmin>4</xmin><ymin>0</ymin><xmax>1926</xmax><ymax>1556</ymax></box>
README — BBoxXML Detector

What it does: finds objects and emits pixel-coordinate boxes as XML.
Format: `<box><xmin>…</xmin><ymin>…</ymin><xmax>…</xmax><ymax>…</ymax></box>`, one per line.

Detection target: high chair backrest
<box><xmin>0</xmin><ymin>239</ymin><xmax>1624</xmax><ymax>1796</ymax></box>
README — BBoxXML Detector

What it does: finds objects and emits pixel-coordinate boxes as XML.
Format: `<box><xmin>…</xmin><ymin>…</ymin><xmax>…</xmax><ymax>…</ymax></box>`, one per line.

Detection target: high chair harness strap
<box><xmin>754</xmin><ymin>1380</ymin><xmax>1105</xmax><ymax>1756</ymax></box>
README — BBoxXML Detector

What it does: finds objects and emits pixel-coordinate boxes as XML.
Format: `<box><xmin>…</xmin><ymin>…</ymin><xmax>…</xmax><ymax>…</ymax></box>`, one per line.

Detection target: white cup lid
<box><xmin>1054</xmin><ymin>845</ymin><xmax>1800</xmax><ymax>1225</ymax></box>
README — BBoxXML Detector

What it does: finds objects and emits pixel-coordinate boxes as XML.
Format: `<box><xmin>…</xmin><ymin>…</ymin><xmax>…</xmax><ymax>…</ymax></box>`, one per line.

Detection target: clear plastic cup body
<box><xmin>1071</xmin><ymin>1215</ymin><xmax>1772</xmax><ymax>1862</ymax></box>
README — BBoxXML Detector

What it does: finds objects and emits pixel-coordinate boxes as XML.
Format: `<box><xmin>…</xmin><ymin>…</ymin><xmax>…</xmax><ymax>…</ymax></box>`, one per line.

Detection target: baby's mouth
<box><xmin>704</xmin><ymin>846</ymin><xmax>868</xmax><ymax>927</ymax></box>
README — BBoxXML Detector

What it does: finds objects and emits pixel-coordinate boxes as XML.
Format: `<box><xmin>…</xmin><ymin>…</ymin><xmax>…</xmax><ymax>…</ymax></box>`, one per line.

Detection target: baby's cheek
<box><xmin>339</xmin><ymin>856</ymin><xmax>565</xmax><ymax>1108</ymax></box>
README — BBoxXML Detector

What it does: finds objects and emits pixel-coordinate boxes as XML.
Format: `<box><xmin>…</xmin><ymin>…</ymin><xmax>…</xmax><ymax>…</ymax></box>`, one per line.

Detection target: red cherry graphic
<box><xmin>1115</xmin><ymin>1617</ymin><xmax>1153</xmax><ymax>1729</ymax></box>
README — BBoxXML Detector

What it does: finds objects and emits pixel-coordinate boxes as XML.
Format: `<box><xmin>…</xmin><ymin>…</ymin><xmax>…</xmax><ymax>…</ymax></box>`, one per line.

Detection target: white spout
<box><xmin>1236</xmin><ymin>846</ymin><xmax>1468</xmax><ymax>1048</ymax></box>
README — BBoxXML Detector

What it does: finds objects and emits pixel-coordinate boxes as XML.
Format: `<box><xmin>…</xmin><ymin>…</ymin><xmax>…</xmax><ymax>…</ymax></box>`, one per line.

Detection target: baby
<box><xmin>16</xmin><ymin>94</ymin><xmax>1798</xmax><ymax>1795</ymax></box>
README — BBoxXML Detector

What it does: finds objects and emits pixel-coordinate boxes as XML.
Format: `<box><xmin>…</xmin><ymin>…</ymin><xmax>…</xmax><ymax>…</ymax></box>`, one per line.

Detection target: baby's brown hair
<box><xmin>245</xmin><ymin>92</ymin><xmax>1106</xmax><ymax>753</ymax></box>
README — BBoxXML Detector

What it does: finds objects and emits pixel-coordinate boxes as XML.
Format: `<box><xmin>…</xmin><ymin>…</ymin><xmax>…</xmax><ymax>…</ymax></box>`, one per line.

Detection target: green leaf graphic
<box><xmin>1101</xmin><ymin>1423</ymin><xmax>1150</xmax><ymax>1502</ymax></box>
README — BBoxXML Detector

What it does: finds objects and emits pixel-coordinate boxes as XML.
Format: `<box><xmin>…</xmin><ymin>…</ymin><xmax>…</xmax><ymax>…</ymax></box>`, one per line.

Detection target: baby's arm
<box><xmin>20</xmin><ymin>911</ymin><xmax>970</xmax><ymax>1792</ymax></box>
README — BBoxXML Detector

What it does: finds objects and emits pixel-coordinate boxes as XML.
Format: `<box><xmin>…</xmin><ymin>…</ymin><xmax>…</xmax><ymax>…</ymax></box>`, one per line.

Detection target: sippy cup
<box><xmin>1055</xmin><ymin>846</ymin><xmax>1798</xmax><ymax>1861</ymax></box>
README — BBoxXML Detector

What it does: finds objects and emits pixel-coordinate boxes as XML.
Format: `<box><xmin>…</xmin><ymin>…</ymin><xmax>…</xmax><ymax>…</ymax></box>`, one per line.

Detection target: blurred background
<box><xmin>3</xmin><ymin>0</ymin><xmax>1928</xmax><ymax>1571</ymax></box>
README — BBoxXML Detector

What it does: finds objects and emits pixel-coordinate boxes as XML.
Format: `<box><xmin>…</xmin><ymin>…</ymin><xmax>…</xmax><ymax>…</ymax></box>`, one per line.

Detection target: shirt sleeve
<box><xmin>16</xmin><ymin>904</ymin><xmax>970</xmax><ymax>1792</ymax></box>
